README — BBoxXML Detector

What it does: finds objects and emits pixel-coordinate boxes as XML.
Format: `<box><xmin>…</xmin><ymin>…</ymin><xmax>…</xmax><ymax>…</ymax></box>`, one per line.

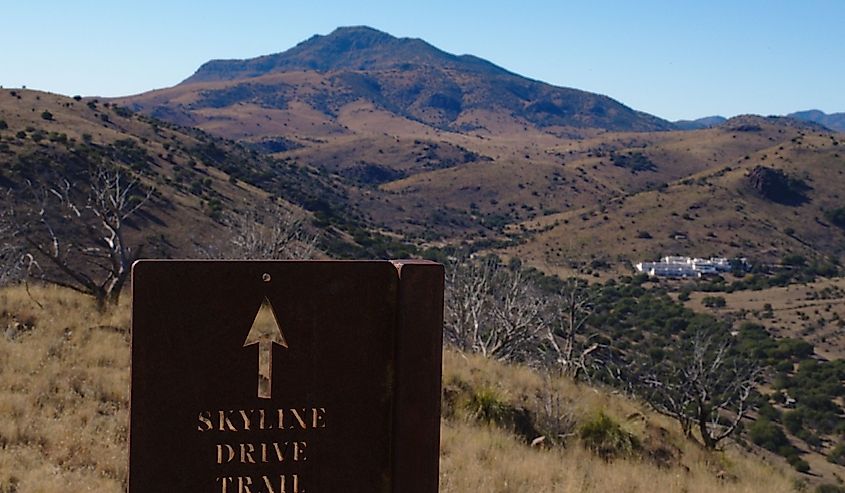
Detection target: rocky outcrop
<box><xmin>746</xmin><ymin>166</ymin><xmax>811</xmax><ymax>205</ymax></box>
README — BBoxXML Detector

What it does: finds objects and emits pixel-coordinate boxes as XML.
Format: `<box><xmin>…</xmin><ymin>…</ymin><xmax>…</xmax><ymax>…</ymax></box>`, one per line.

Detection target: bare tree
<box><xmin>444</xmin><ymin>257</ymin><xmax>545</xmax><ymax>362</ymax></box>
<box><xmin>0</xmin><ymin>202</ymin><xmax>25</xmax><ymax>285</ymax></box>
<box><xmin>485</xmin><ymin>267</ymin><xmax>546</xmax><ymax>361</ymax></box>
<box><xmin>543</xmin><ymin>279</ymin><xmax>600</xmax><ymax>380</ymax></box>
<box><xmin>16</xmin><ymin>165</ymin><xmax>151</xmax><ymax>308</ymax></box>
<box><xmin>211</xmin><ymin>205</ymin><xmax>319</xmax><ymax>260</ymax></box>
<box><xmin>444</xmin><ymin>256</ymin><xmax>495</xmax><ymax>353</ymax></box>
<box><xmin>635</xmin><ymin>330</ymin><xmax>763</xmax><ymax>449</ymax></box>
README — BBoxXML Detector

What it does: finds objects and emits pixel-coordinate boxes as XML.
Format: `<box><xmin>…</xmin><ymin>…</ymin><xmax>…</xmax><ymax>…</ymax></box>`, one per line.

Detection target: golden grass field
<box><xmin>0</xmin><ymin>285</ymin><xmax>804</xmax><ymax>492</ymax></box>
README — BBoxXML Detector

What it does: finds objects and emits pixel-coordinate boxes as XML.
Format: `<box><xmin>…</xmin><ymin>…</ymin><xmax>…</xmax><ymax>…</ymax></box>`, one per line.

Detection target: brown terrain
<box><xmin>3</xmin><ymin>25</ymin><xmax>845</xmax><ymax>491</ymax></box>
<box><xmin>113</xmin><ymin>27</ymin><xmax>845</xmax><ymax>273</ymax></box>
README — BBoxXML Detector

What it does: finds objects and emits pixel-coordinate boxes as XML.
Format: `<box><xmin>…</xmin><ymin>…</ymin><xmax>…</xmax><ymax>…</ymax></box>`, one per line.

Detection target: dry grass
<box><xmin>440</xmin><ymin>350</ymin><xmax>798</xmax><ymax>493</ymax></box>
<box><xmin>0</xmin><ymin>285</ymin><xmax>129</xmax><ymax>492</ymax></box>
<box><xmin>441</xmin><ymin>420</ymin><xmax>795</xmax><ymax>493</ymax></box>
<box><xmin>0</xmin><ymin>285</ymin><xmax>800</xmax><ymax>492</ymax></box>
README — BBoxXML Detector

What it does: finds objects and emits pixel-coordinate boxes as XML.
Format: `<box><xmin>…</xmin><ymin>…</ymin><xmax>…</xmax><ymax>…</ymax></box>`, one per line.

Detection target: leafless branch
<box><xmin>632</xmin><ymin>329</ymin><xmax>763</xmax><ymax>449</ymax></box>
<box><xmin>444</xmin><ymin>257</ymin><xmax>547</xmax><ymax>363</ymax></box>
<box><xmin>208</xmin><ymin>204</ymin><xmax>319</xmax><ymax>260</ymax></box>
<box><xmin>13</xmin><ymin>164</ymin><xmax>152</xmax><ymax>308</ymax></box>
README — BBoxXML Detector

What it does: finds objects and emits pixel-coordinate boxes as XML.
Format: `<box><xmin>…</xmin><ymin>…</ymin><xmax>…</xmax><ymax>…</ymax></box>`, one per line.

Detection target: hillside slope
<box><xmin>0</xmin><ymin>285</ymin><xmax>802</xmax><ymax>492</ymax></box>
<box><xmin>0</xmin><ymin>88</ymin><xmax>416</xmax><ymax>268</ymax></box>
<box><xmin>7</xmin><ymin>89</ymin><xmax>844</xmax><ymax>275</ymax></box>
<box><xmin>503</xmin><ymin>116</ymin><xmax>845</xmax><ymax>274</ymax></box>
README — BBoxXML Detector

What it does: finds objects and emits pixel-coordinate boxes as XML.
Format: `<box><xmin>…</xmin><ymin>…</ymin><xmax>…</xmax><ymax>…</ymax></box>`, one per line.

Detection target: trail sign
<box><xmin>129</xmin><ymin>260</ymin><xmax>443</xmax><ymax>493</ymax></box>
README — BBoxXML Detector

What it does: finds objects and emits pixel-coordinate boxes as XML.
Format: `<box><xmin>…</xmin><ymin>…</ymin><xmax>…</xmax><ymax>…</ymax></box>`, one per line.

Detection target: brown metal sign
<box><xmin>129</xmin><ymin>260</ymin><xmax>443</xmax><ymax>493</ymax></box>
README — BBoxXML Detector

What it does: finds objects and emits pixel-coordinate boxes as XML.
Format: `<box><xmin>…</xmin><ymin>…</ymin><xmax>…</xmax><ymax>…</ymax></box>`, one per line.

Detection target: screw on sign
<box><xmin>129</xmin><ymin>260</ymin><xmax>443</xmax><ymax>493</ymax></box>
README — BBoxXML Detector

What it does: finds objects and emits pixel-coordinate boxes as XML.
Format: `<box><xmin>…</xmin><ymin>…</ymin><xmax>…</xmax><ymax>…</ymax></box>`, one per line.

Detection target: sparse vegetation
<box><xmin>0</xmin><ymin>285</ymin><xmax>799</xmax><ymax>492</ymax></box>
<box><xmin>2</xmin><ymin>63</ymin><xmax>845</xmax><ymax>489</ymax></box>
<box><xmin>610</xmin><ymin>152</ymin><xmax>658</xmax><ymax>172</ymax></box>
<box><xmin>825</xmin><ymin>208</ymin><xmax>845</xmax><ymax>230</ymax></box>
<box><xmin>702</xmin><ymin>295</ymin><xmax>727</xmax><ymax>308</ymax></box>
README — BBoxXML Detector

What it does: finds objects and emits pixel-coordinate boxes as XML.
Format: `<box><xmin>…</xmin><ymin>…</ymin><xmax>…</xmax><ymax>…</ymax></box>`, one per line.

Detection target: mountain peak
<box><xmin>298</xmin><ymin>25</ymin><xmax>399</xmax><ymax>52</ymax></box>
<box><xmin>184</xmin><ymin>25</ymin><xmax>448</xmax><ymax>84</ymax></box>
<box><xmin>167</xmin><ymin>27</ymin><xmax>674</xmax><ymax>132</ymax></box>
<box><xmin>325</xmin><ymin>25</ymin><xmax>396</xmax><ymax>40</ymax></box>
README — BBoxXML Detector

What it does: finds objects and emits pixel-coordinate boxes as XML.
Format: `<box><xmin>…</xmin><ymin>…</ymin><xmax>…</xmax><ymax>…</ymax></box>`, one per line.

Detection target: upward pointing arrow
<box><xmin>243</xmin><ymin>297</ymin><xmax>288</xmax><ymax>399</ymax></box>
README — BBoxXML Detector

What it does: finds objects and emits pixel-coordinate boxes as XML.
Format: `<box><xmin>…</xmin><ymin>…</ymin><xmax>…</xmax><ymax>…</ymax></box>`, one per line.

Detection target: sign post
<box><xmin>129</xmin><ymin>260</ymin><xmax>443</xmax><ymax>493</ymax></box>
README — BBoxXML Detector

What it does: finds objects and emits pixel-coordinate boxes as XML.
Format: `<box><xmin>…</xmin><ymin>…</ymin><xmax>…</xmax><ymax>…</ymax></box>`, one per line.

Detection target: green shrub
<box><xmin>702</xmin><ymin>296</ymin><xmax>726</xmax><ymax>308</ymax></box>
<box><xmin>788</xmin><ymin>455</ymin><xmax>810</xmax><ymax>473</ymax></box>
<box><xmin>749</xmin><ymin>418</ymin><xmax>790</xmax><ymax>452</ymax></box>
<box><xmin>113</xmin><ymin>105</ymin><xmax>133</xmax><ymax>118</ymax></box>
<box><xmin>758</xmin><ymin>401</ymin><xmax>781</xmax><ymax>421</ymax></box>
<box><xmin>783</xmin><ymin>411</ymin><xmax>804</xmax><ymax>434</ymax></box>
<box><xmin>827</xmin><ymin>443</ymin><xmax>845</xmax><ymax>465</ymax></box>
<box><xmin>40</xmin><ymin>110</ymin><xmax>53</xmax><ymax>121</ymax></box>
<box><xmin>825</xmin><ymin>208</ymin><xmax>845</xmax><ymax>230</ymax></box>
<box><xmin>464</xmin><ymin>387</ymin><xmax>514</xmax><ymax>426</ymax></box>
<box><xmin>578</xmin><ymin>411</ymin><xmax>640</xmax><ymax>460</ymax></box>
<box><xmin>0</xmin><ymin>119</ymin><xmax>7</xmax><ymax>129</ymax></box>
<box><xmin>817</xmin><ymin>484</ymin><xmax>845</xmax><ymax>493</ymax></box>
<box><xmin>783</xmin><ymin>254</ymin><xmax>807</xmax><ymax>267</ymax></box>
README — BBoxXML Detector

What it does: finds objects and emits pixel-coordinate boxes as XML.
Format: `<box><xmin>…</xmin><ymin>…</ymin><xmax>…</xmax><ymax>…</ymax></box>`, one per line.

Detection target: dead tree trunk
<box><xmin>16</xmin><ymin>165</ymin><xmax>151</xmax><ymax>309</ymax></box>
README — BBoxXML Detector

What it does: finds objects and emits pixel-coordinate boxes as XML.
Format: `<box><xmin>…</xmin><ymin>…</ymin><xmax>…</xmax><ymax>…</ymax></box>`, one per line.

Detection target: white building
<box><xmin>635</xmin><ymin>256</ymin><xmax>737</xmax><ymax>278</ymax></box>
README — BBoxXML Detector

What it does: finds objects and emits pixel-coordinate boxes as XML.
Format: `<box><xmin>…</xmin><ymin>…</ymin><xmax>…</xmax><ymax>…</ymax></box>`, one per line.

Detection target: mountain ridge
<box><xmin>673</xmin><ymin>115</ymin><xmax>727</xmax><ymax>130</ymax></box>
<box><xmin>788</xmin><ymin>109</ymin><xmax>845</xmax><ymax>132</ymax></box>
<box><xmin>183</xmin><ymin>26</ymin><xmax>516</xmax><ymax>84</ymax></box>
<box><xmin>129</xmin><ymin>26</ymin><xmax>673</xmax><ymax>133</ymax></box>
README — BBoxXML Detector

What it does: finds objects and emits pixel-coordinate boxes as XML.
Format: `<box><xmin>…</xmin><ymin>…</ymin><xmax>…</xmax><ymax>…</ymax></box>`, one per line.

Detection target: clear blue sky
<box><xmin>1</xmin><ymin>0</ymin><xmax>841</xmax><ymax>121</ymax></box>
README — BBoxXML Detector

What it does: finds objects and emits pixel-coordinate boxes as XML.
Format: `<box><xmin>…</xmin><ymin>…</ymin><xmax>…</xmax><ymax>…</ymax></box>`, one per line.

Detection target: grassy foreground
<box><xmin>0</xmin><ymin>285</ymin><xmax>797</xmax><ymax>492</ymax></box>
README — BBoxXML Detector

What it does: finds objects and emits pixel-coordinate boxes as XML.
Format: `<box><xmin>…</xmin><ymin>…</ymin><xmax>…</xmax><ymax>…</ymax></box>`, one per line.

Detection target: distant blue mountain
<box><xmin>787</xmin><ymin>110</ymin><xmax>845</xmax><ymax>132</ymax></box>
<box><xmin>673</xmin><ymin>116</ymin><xmax>727</xmax><ymax>130</ymax></box>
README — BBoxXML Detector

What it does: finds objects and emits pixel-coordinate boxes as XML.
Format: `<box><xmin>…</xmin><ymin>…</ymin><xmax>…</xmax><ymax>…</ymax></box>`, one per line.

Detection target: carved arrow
<box><xmin>243</xmin><ymin>297</ymin><xmax>288</xmax><ymax>399</ymax></box>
